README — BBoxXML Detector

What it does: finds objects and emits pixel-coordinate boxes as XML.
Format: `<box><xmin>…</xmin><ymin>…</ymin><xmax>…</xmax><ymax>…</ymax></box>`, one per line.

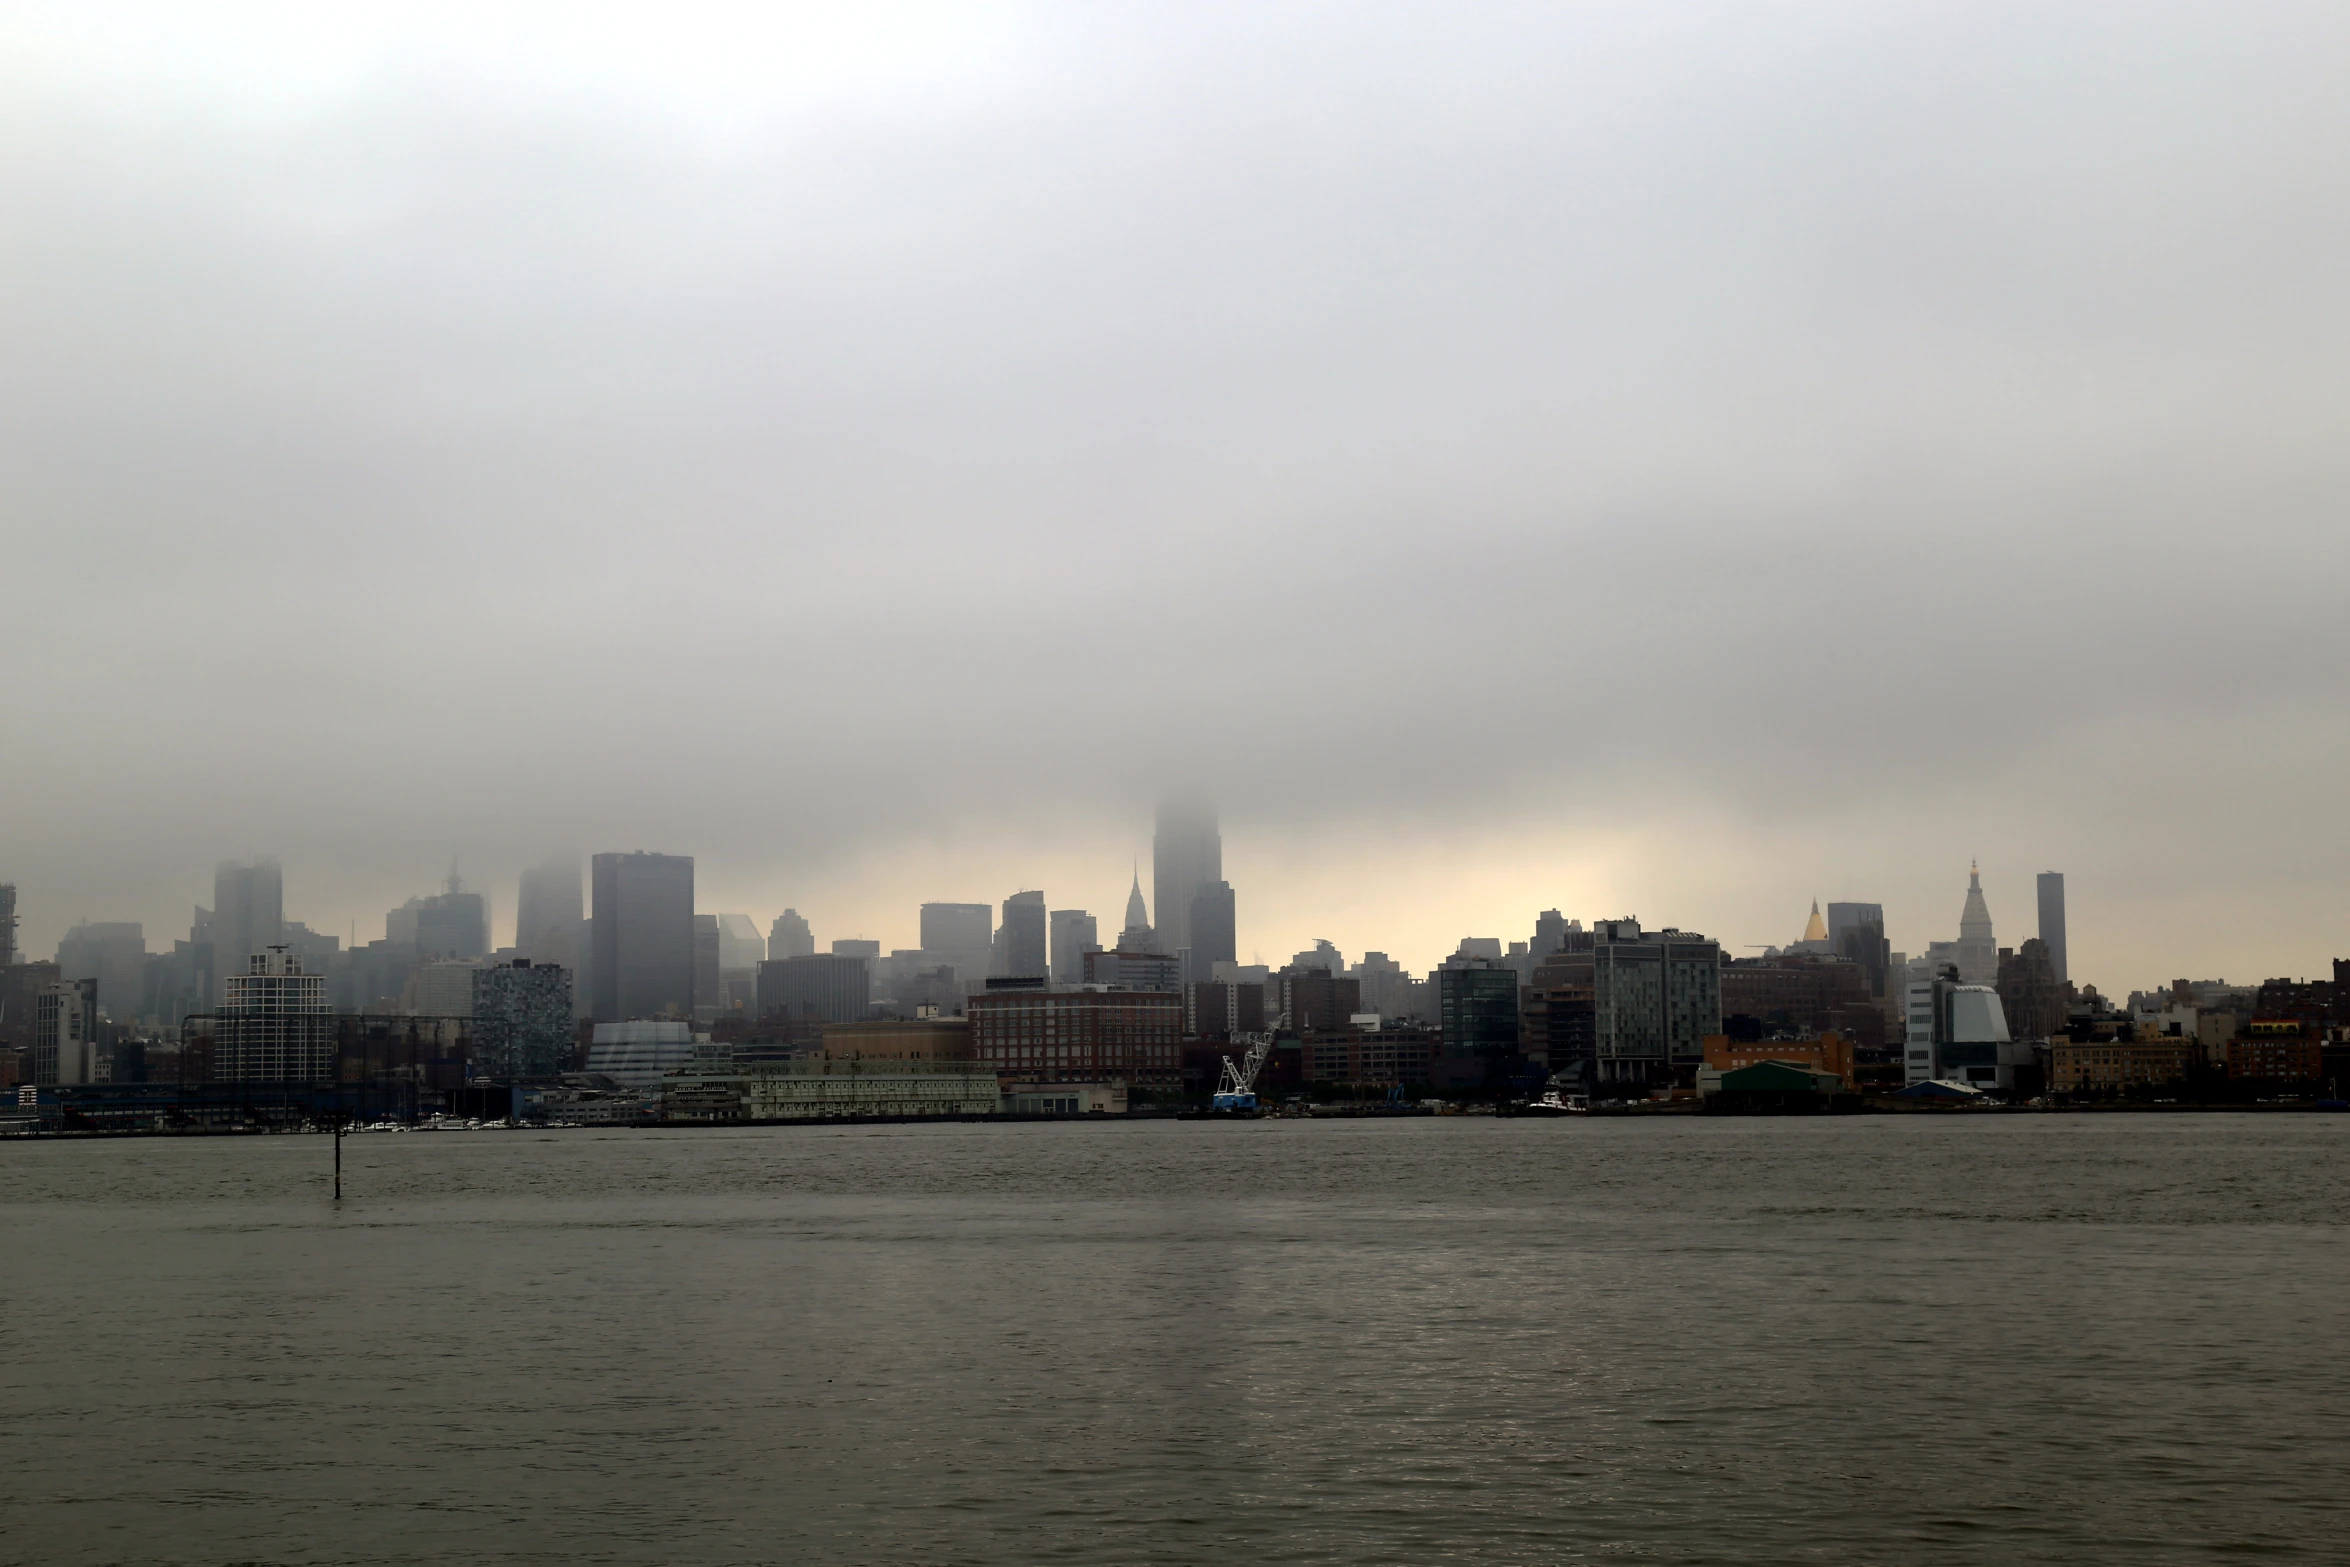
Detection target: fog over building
<box><xmin>994</xmin><ymin>891</ymin><xmax>1047</xmax><ymax>980</ymax></box>
<box><xmin>211</xmin><ymin>858</ymin><xmax>283</xmax><ymax>1004</ymax></box>
<box><xmin>515</xmin><ymin>858</ymin><xmax>584</xmax><ymax>970</ymax></box>
<box><xmin>1151</xmin><ymin>799</ymin><xmax>1220</xmax><ymax>973</ymax></box>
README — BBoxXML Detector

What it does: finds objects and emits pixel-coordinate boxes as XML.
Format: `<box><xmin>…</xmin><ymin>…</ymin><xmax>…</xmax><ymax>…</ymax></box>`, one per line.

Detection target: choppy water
<box><xmin>4</xmin><ymin>1115</ymin><xmax>2348</xmax><ymax>1565</ymax></box>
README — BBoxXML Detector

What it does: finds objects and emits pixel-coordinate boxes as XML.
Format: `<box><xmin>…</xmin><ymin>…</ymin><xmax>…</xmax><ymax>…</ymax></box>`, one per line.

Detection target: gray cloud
<box><xmin>5</xmin><ymin>3</ymin><xmax>2348</xmax><ymax>981</ymax></box>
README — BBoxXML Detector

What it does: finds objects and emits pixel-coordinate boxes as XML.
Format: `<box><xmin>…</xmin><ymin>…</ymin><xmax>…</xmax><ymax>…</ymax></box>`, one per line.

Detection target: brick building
<box><xmin>966</xmin><ymin>989</ymin><xmax>1181</xmax><ymax>1089</ymax></box>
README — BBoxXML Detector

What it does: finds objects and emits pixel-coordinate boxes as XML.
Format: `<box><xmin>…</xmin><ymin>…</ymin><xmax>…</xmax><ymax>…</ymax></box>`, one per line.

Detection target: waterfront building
<box><xmin>1903</xmin><ymin>972</ymin><xmax>2017</xmax><ymax>1089</ymax></box>
<box><xmin>821</xmin><ymin>1017</ymin><xmax>970</xmax><ymax>1062</ymax></box>
<box><xmin>585</xmin><ymin>1019</ymin><xmax>697</xmax><ymax>1092</ymax></box>
<box><xmin>1301</xmin><ymin>1024</ymin><xmax>1437</xmax><ymax>1089</ymax></box>
<box><xmin>1701</xmin><ymin>1030</ymin><xmax>1855</xmax><ymax>1087</ymax></box>
<box><xmin>1589</xmin><ymin>919</ymin><xmax>1723</xmax><ymax>1089</ymax></box>
<box><xmin>756</xmin><ymin>953</ymin><xmax>871</xmax><ymax>1023</ymax></box>
<box><xmin>214</xmin><ymin>947</ymin><xmax>334</xmax><ymax>1083</ymax></box>
<box><xmin>2051</xmin><ymin>1035</ymin><xmax>2193</xmax><ymax>1096</ymax></box>
<box><xmin>590</xmin><ymin>851</ymin><xmax>695</xmax><ymax>1021</ymax></box>
<box><xmin>2228</xmin><ymin>1020</ymin><xmax>2322</xmax><ymax>1085</ymax></box>
<box><xmin>1521</xmin><ymin>983</ymin><xmax>1595</xmax><ymax>1073</ymax></box>
<box><xmin>1438</xmin><ymin>958</ymin><xmax>1520</xmax><ymax>1061</ymax></box>
<box><xmin>966</xmin><ymin>988</ymin><xmax>1182</xmax><ymax>1088</ymax></box>
<box><xmin>2037</xmin><ymin>872</ymin><xmax>2069</xmax><ymax>985</ymax></box>
<box><xmin>1048</xmin><ymin>909</ymin><xmax>1099</xmax><ymax>984</ymax></box>
<box><xmin>661</xmin><ymin>1055</ymin><xmax>1003</xmax><ymax>1120</ymax></box>
<box><xmin>471</xmin><ymin>960</ymin><xmax>576</xmax><ymax>1077</ymax></box>
<box><xmin>32</xmin><ymin>978</ymin><xmax>99</xmax><ymax>1086</ymax></box>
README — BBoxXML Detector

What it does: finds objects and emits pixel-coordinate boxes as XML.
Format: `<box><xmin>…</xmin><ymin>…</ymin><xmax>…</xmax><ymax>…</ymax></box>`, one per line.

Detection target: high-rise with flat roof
<box><xmin>1589</xmin><ymin>918</ymin><xmax>1722</xmax><ymax>1089</ymax></box>
<box><xmin>590</xmin><ymin>852</ymin><xmax>695</xmax><ymax>1022</ymax></box>
<box><xmin>920</xmin><ymin>902</ymin><xmax>994</xmax><ymax>992</ymax></box>
<box><xmin>1048</xmin><ymin>909</ymin><xmax>1099</xmax><ymax>984</ymax></box>
<box><xmin>996</xmin><ymin>891</ymin><xmax>1047</xmax><ymax>980</ymax></box>
<box><xmin>214</xmin><ymin>947</ymin><xmax>334</xmax><ymax>1082</ymax></box>
<box><xmin>472</xmin><ymin>959</ymin><xmax>575</xmax><ymax>1077</ymax></box>
<box><xmin>2036</xmin><ymin>872</ymin><xmax>2068</xmax><ymax>985</ymax></box>
<box><xmin>0</xmin><ymin>883</ymin><xmax>17</xmax><ymax>967</ymax></box>
<box><xmin>1187</xmin><ymin>882</ymin><xmax>1236</xmax><ymax>986</ymax></box>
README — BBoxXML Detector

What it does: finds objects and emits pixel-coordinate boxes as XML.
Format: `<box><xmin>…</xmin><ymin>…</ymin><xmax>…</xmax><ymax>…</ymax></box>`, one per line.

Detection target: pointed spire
<box><xmin>1802</xmin><ymin>900</ymin><xmax>1826</xmax><ymax>943</ymax></box>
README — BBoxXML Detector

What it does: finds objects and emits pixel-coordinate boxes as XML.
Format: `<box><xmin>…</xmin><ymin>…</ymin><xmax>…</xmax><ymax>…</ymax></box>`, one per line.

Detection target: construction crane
<box><xmin>1212</xmin><ymin>1007</ymin><xmax>1289</xmax><ymax>1112</ymax></box>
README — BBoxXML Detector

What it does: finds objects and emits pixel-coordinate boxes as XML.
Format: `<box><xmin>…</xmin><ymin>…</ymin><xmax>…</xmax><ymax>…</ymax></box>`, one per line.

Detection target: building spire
<box><xmin>1802</xmin><ymin>900</ymin><xmax>1827</xmax><ymax>943</ymax></box>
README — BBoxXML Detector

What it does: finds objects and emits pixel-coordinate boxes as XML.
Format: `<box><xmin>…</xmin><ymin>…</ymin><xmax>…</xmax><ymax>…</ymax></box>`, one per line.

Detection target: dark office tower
<box><xmin>1187</xmin><ymin>881</ymin><xmax>1236</xmax><ymax>985</ymax></box>
<box><xmin>757</xmin><ymin>954</ymin><xmax>871</xmax><ymax>1024</ymax></box>
<box><xmin>768</xmin><ymin>909</ymin><xmax>814</xmax><ymax>960</ymax></box>
<box><xmin>515</xmin><ymin>858</ymin><xmax>584</xmax><ymax>969</ymax></box>
<box><xmin>1151</xmin><ymin>797</ymin><xmax>1221</xmax><ymax>977</ymax></box>
<box><xmin>1048</xmin><ymin>909</ymin><xmax>1098</xmax><ymax>984</ymax></box>
<box><xmin>693</xmin><ymin>915</ymin><xmax>723</xmax><ymax>1021</ymax></box>
<box><xmin>590</xmin><ymin>852</ymin><xmax>695</xmax><ymax>1022</ymax></box>
<box><xmin>0</xmin><ymin>883</ymin><xmax>16</xmax><ymax>967</ymax></box>
<box><xmin>395</xmin><ymin>871</ymin><xmax>487</xmax><ymax>961</ymax></box>
<box><xmin>1825</xmin><ymin>902</ymin><xmax>1885</xmax><ymax>952</ymax></box>
<box><xmin>2036</xmin><ymin>873</ymin><xmax>2068</xmax><ymax>985</ymax></box>
<box><xmin>211</xmin><ymin>857</ymin><xmax>284</xmax><ymax>1003</ymax></box>
<box><xmin>921</xmin><ymin>901</ymin><xmax>994</xmax><ymax>988</ymax></box>
<box><xmin>992</xmin><ymin>892</ymin><xmax>1048</xmax><ymax>980</ymax></box>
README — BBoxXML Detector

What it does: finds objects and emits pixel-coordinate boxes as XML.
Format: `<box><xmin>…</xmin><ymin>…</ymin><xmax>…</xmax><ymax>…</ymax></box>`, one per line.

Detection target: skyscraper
<box><xmin>996</xmin><ymin>891</ymin><xmax>1047</xmax><ymax>980</ymax></box>
<box><xmin>920</xmin><ymin>902</ymin><xmax>994</xmax><ymax>988</ymax></box>
<box><xmin>389</xmin><ymin>873</ymin><xmax>487</xmax><ymax>961</ymax></box>
<box><xmin>768</xmin><ymin>908</ymin><xmax>814</xmax><ymax>960</ymax></box>
<box><xmin>212</xmin><ymin>857</ymin><xmax>284</xmax><ymax>1003</ymax></box>
<box><xmin>515</xmin><ymin>858</ymin><xmax>584</xmax><ymax>968</ymax></box>
<box><xmin>1187</xmin><ymin>881</ymin><xmax>1236</xmax><ymax>984</ymax></box>
<box><xmin>2036</xmin><ymin>872</ymin><xmax>2069</xmax><ymax>985</ymax></box>
<box><xmin>0</xmin><ymin>883</ymin><xmax>16</xmax><ymax>967</ymax></box>
<box><xmin>214</xmin><ymin>947</ymin><xmax>333</xmax><ymax>1082</ymax></box>
<box><xmin>1048</xmin><ymin>909</ymin><xmax>1099</xmax><ymax>983</ymax></box>
<box><xmin>1151</xmin><ymin>798</ymin><xmax>1221</xmax><ymax>971</ymax></box>
<box><xmin>1117</xmin><ymin>873</ymin><xmax>1154</xmax><ymax>951</ymax></box>
<box><xmin>590</xmin><ymin>852</ymin><xmax>695</xmax><ymax>1022</ymax></box>
<box><xmin>1956</xmin><ymin>863</ymin><xmax>1997</xmax><ymax>986</ymax></box>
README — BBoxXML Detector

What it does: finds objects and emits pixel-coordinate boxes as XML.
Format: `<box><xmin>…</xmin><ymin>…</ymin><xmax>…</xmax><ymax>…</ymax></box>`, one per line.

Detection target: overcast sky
<box><xmin>6</xmin><ymin>2</ymin><xmax>2348</xmax><ymax>986</ymax></box>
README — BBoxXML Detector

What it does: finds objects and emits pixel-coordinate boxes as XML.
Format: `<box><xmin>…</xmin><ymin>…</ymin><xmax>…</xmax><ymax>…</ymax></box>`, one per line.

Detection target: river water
<box><xmin>3</xmin><ymin>1115</ymin><xmax>2347</xmax><ymax>1564</ymax></box>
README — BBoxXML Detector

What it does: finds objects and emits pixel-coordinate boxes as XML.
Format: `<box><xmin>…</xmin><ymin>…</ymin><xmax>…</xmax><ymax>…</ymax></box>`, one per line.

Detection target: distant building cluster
<box><xmin>4</xmin><ymin>812</ymin><xmax>2348</xmax><ymax>1133</ymax></box>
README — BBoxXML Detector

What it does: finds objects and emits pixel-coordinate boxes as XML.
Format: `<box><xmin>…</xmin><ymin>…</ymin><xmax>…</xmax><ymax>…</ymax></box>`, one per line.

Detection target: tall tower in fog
<box><xmin>516</xmin><ymin>858</ymin><xmax>584</xmax><ymax>969</ymax></box>
<box><xmin>2036</xmin><ymin>872</ymin><xmax>2068</xmax><ymax>985</ymax></box>
<box><xmin>211</xmin><ymin>858</ymin><xmax>285</xmax><ymax>1003</ymax></box>
<box><xmin>1151</xmin><ymin>798</ymin><xmax>1221</xmax><ymax>970</ymax></box>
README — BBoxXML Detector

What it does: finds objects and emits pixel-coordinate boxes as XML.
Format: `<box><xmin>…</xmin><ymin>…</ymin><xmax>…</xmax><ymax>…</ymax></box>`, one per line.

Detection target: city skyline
<box><xmin>2</xmin><ymin>821</ymin><xmax>2209</xmax><ymax>1004</ymax></box>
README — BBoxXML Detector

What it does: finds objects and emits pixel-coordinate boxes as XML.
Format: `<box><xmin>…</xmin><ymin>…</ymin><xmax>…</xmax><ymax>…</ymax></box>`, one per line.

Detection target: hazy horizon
<box><xmin>8</xmin><ymin>3</ymin><xmax>2349</xmax><ymax>989</ymax></box>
